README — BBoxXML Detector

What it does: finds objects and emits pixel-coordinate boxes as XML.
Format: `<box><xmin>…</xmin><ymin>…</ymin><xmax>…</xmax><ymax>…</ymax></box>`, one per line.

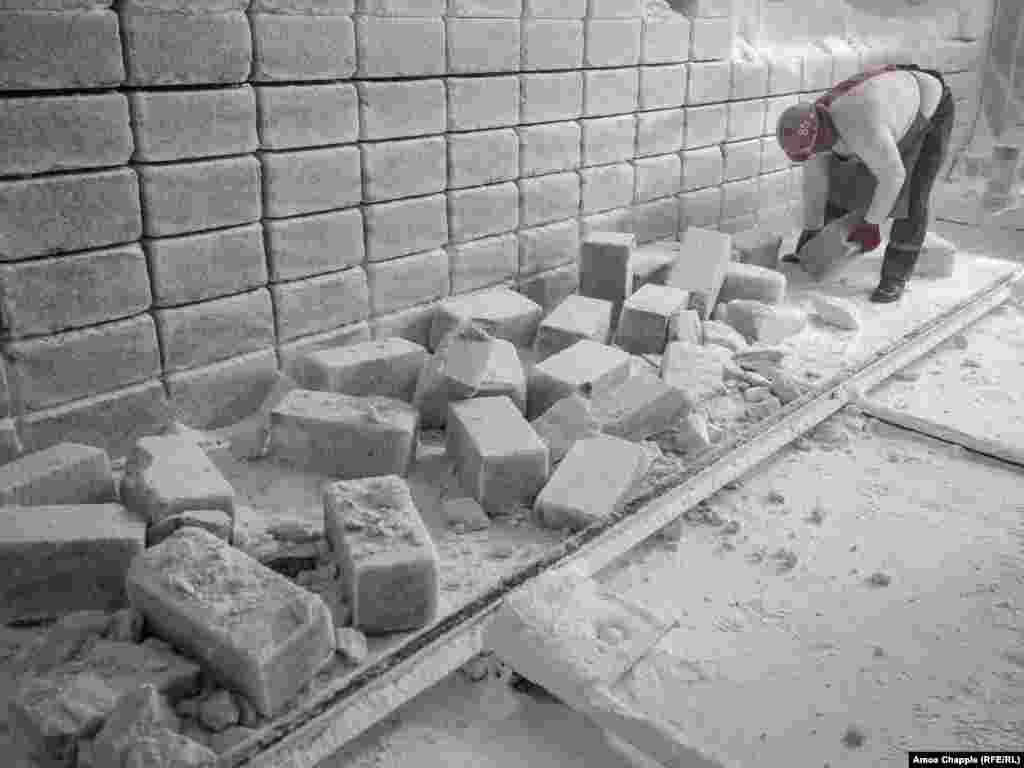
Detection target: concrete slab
<box><xmin>126</xmin><ymin>527</ymin><xmax>335</xmax><ymax>717</ymax></box>
<box><xmin>269</xmin><ymin>390</ymin><xmax>418</xmax><ymax>479</ymax></box>
<box><xmin>0</xmin><ymin>442</ymin><xmax>115</xmax><ymax>507</ymax></box>
<box><xmin>323</xmin><ymin>475</ymin><xmax>440</xmax><ymax>634</ymax></box>
<box><xmin>447</xmin><ymin>396</ymin><xmax>550</xmax><ymax>516</ymax></box>
<box><xmin>0</xmin><ymin>503</ymin><xmax>145</xmax><ymax>625</ymax></box>
<box><xmin>121</xmin><ymin>435</ymin><xmax>237</xmax><ymax>526</ymax></box>
<box><xmin>534</xmin><ymin>294</ymin><xmax>614</xmax><ymax>361</ymax></box>
<box><xmin>528</xmin><ymin>339</ymin><xmax>631</xmax><ymax>419</ymax></box>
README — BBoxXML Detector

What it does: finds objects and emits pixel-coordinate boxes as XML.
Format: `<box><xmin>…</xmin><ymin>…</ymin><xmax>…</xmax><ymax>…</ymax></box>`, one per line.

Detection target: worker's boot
<box><xmin>870</xmin><ymin>245</ymin><xmax>918</xmax><ymax>303</ymax></box>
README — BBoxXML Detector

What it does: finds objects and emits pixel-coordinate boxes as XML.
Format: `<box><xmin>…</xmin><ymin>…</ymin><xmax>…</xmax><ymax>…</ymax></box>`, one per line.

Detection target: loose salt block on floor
<box><xmin>301</xmin><ymin>338</ymin><xmax>428</xmax><ymax>402</ymax></box>
<box><xmin>668</xmin><ymin>308</ymin><xmax>701</xmax><ymax>344</ymax></box>
<box><xmin>660</xmin><ymin>341</ymin><xmax>730</xmax><ymax>405</ymax></box>
<box><xmin>725</xmin><ymin>299</ymin><xmax>807</xmax><ymax>343</ymax></box>
<box><xmin>579</xmin><ymin>231</ymin><xmax>636</xmax><ymax>325</ymax></box>
<box><xmin>270</xmin><ymin>389</ymin><xmax>418</xmax><ymax>478</ymax></box>
<box><xmin>0</xmin><ymin>442</ymin><xmax>116</xmax><ymax>506</ymax></box>
<box><xmin>121</xmin><ymin>434</ymin><xmax>237</xmax><ymax>526</ymax></box>
<box><xmin>630</xmin><ymin>240</ymin><xmax>677</xmax><ymax>285</ymax></box>
<box><xmin>811</xmin><ymin>294</ymin><xmax>860</xmax><ymax>331</ymax></box>
<box><xmin>442</xmin><ymin>497</ymin><xmax>490</xmax><ymax>531</ymax></box>
<box><xmin>665</xmin><ymin>226</ymin><xmax>731</xmax><ymax>319</ymax></box>
<box><xmin>414</xmin><ymin>325</ymin><xmax>525</xmax><ymax>427</ymax></box>
<box><xmin>484</xmin><ymin>565</ymin><xmax>673</xmax><ymax>706</ymax></box>
<box><xmin>731</xmin><ymin>227</ymin><xmax>783</xmax><ymax>269</ymax></box>
<box><xmin>702</xmin><ymin>320</ymin><xmax>748</xmax><ymax>353</ymax></box>
<box><xmin>527</xmin><ymin>339</ymin><xmax>631</xmax><ymax>419</ymax></box>
<box><xmin>717</xmin><ymin>261</ymin><xmax>787</xmax><ymax>305</ymax></box>
<box><xmin>126</xmin><ymin>527</ymin><xmax>335</xmax><ymax>716</ymax></box>
<box><xmin>0</xmin><ymin>503</ymin><xmax>146</xmax><ymax>625</ymax></box>
<box><xmin>146</xmin><ymin>509</ymin><xmax>233</xmax><ymax>547</ymax></box>
<box><xmin>446</xmin><ymin>396</ymin><xmax>550</xmax><ymax>516</ymax></box>
<box><xmin>916</xmin><ymin>233</ymin><xmax>957</xmax><ymax>278</ymax></box>
<box><xmin>614</xmin><ymin>284</ymin><xmax>690</xmax><ymax>355</ymax></box>
<box><xmin>530</xmin><ymin>393</ymin><xmax>603</xmax><ymax>464</ymax></box>
<box><xmin>323</xmin><ymin>475</ymin><xmax>439</xmax><ymax>634</ymax></box>
<box><xmin>429</xmin><ymin>287</ymin><xmax>544</xmax><ymax>351</ymax></box>
<box><xmin>92</xmin><ymin>684</ymin><xmax>179</xmax><ymax>768</ymax></box>
<box><xmin>533</xmin><ymin>294</ymin><xmax>613</xmax><ymax>361</ymax></box>
<box><xmin>590</xmin><ymin>368</ymin><xmax>691</xmax><ymax>441</ymax></box>
<box><xmin>535</xmin><ymin>435</ymin><xmax>649</xmax><ymax>531</ymax></box>
<box><xmin>798</xmin><ymin>213</ymin><xmax>861</xmax><ymax>280</ymax></box>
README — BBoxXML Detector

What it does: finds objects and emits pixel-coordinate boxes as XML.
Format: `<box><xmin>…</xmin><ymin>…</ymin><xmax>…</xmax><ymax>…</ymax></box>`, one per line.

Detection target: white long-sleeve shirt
<box><xmin>802</xmin><ymin>68</ymin><xmax>944</xmax><ymax>228</ymax></box>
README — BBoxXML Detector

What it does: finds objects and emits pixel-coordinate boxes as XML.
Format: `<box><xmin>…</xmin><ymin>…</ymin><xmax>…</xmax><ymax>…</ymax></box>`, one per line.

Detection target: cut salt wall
<box><xmin>0</xmin><ymin>0</ymin><xmax>981</xmax><ymax>458</ymax></box>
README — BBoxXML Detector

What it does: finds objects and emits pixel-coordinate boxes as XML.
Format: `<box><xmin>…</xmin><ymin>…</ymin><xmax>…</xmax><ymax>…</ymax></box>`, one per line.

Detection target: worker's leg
<box><xmin>872</xmin><ymin>84</ymin><xmax>956</xmax><ymax>303</ymax></box>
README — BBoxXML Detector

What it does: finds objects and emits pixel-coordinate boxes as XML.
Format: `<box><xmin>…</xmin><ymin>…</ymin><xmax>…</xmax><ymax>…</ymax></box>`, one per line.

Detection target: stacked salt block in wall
<box><xmin>0</xmin><ymin>0</ymin><xmax>983</xmax><ymax>459</ymax></box>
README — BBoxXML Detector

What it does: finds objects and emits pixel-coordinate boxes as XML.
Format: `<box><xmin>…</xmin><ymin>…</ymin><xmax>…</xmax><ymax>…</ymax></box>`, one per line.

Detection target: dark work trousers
<box><xmin>825</xmin><ymin>70</ymin><xmax>956</xmax><ymax>284</ymax></box>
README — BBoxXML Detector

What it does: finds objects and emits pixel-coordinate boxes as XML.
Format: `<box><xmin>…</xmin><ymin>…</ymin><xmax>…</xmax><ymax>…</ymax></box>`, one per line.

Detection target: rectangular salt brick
<box><xmin>534</xmin><ymin>435</ymin><xmax>648</xmax><ymax>531</ymax></box>
<box><xmin>660</xmin><ymin>340</ymin><xmax>728</xmax><ymax>404</ymax></box>
<box><xmin>590</xmin><ymin>368</ymin><xmax>690</xmax><ymax>441</ymax></box>
<box><xmin>446</xmin><ymin>396</ymin><xmax>549</xmax><ymax>516</ymax></box>
<box><xmin>528</xmin><ymin>339</ymin><xmax>631</xmax><ymax>419</ymax></box>
<box><xmin>0</xmin><ymin>442</ymin><xmax>116</xmax><ymax>507</ymax></box>
<box><xmin>534</xmin><ymin>294</ymin><xmax>613</xmax><ymax>361</ymax></box>
<box><xmin>579</xmin><ymin>232</ymin><xmax>636</xmax><ymax>326</ymax></box>
<box><xmin>323</xmin><ymin>475</ymin><xmax>439</xmax><ymax>634</ymax></box>
<box><xmin>121</xmin><ymin>435</ymin><xmax>237</xmax><ymax>526</ymax></box>
<box><xmin>270</xmin><ymin>389</ymin><xmax>418</xmax><ymax>478</ymax></box>
<box><xmin>665</xmin><ymin>226</ymin><xmax>731</xmax><ymax>319</ymax></box>
<box><xmin>126</xmin><ymin>527</ymin><xmax>335</xmax><ymax>716</ymax></box>
<box><xmin>0</xmin><ymin>503</ymin><xmax>145</xmax><ymax>624</ymax></box>
<box><xmin>430</xmin><ymin>287</ymin><xmax>543</xmax><ymax>351</ymax></box>
<box><xmin>615</xmin><ymin>284</ymin><xmax>689</xmax><ymax>355</ymax></box>
<box><xmin>301</xmin><ymin>338</ymin><xmax>427</xmax><ymax>402</ymax></box>
<box><xmin>529</xmin><ymin>393</ymin><xmax>601</xmax><ymax>464</ymax></box>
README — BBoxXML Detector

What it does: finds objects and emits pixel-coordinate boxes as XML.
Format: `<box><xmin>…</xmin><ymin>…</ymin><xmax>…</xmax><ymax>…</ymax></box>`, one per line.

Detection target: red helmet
<box><xmin>777</xmin><ymin>102</ymin><xmax>819</xmax><ymax>162</ymax></box>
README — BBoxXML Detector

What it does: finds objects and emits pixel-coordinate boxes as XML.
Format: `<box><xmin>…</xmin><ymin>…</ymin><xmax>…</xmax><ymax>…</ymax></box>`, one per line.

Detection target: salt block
<box><xmin>811</xmin><ymin>294</ymin><xmax>860</xmax><ymax>331</ymax></box>
<box><xmin>323</xmin><ymin>475</ymin><xmax>440</xmax><ymax>634</ymax></box>
<box><xmin>717</xmin><ymin>261</ymin><xmax>787</xmax><ymax>305</ymax></box>
<box><xmin>12</xmin><ymin>611</ymin><xmax>114</xmax><ymax>682</ymax></box>
<box><xmin>733</xmin><ymin>344</ymin><xmax>785</xmax><ymax>368</ymax></box>
<box><xmin>0</xmin><ymin>442</ymin><xmax>115</xmax><ymax>506</ymax></box>
<box><xmin>725</xmin><ymin>300</ymin><xmax>808</xmax><ymax>344</ymax></box>
<box><xmin>442</xmin><ymin>497</ymin><xmax>490</xmax><ymax>531</ymax></box>
<box><xmin>121</xmin><ymin>435</ymin><xmax>236</xmax><ymax>526</ymax></box>
<box><xmin>429</xmin><ymin>288</ymin><xmax>544</xmax><ymax>351</ymax></box>
<box><xmin>527</xmin><ymin>339</ymin><xmax>632</xmax><ymax>419</ymax></box>
<box><xmin>530</xmin><ymin>393</ymin><xmax>603</xmax><ymax>465</ymax></box>
<box><xmin>535</xmin><ymin>435</ymin><xmax>648</xmax><ymax>531</ymax></box>
<box><xmin>0</xmin><ymin>503</ymin><xmax>145</xmax><ymax>625</ymax></box>
<box><xmin>446</xmin><ymin>396</ymin><xmax>550</xmax><ymax>516</ymax></box>
<box><xmin>92</xmin><ymin>684</ymin><xmax>179</xmax><ymax>768</ymax></box>
<box><xmin>484</xmin><ymin>565</ymin><xmax>674</xmax><ymax>706</ymax></box>
<box><xmin>579</xmin><ymin>232</ymin><xmax>636</xmax><ymax>325</ymax></box>
<box><xmin>270</xmin><ymin>389</ymin><xmax>419</xmax><ymax>478</ymax></box>
<box><xmin>614</xmin><ymin>284</ymin><xmax>690</xmax><ymax>355</ymax></box>
<box><xmin>630</xmin><ymin>240</ymin><xmax>678</xmax><ymax>285</ymax></box>
<box><xmin>667</xmin><ymin>308</ymin><xmax>702</xmax><ymax>344</ymax></box>
<box><xmin>665</xmin><ymin>226</ymin><xmax>731</xmax><ymax>319</ymax></box>
<box><xmin>111</xmin><ymin>728</ymin><xmax>217</xmax><ymax>768</ymax></box>
<box><xmin>335</xmin><ymin>626</ymin><xmax>368</xmax><ymax>665</ymax></box>
<box><xmin>660</xmin><ymin>341</ymin><xmax>729</xmax><ymax>405</ymax></box>
<box><xmin>731</xmin><ymin>227</ymin><xmax>783</xmax><ymax>269</ymax></box>
<box><xmin>916</xmin><ymin>232</ymin><xmax>958</xmax><ymax>278</ymax></box>
<box><xmin>11</xmin><ymin>642</ymin><xmax>201</xmax><ymax>767</ymax></box>
<box><xmin>414</xmin><ymin>324</ymin><xmax>526</xmax><ymax>428</ymax></box>
<box><xmin>701</xmin><ymin>320</ymin><xmax>748</xmax><ymax>353</ymax></box>
<box><xmin>770</xmin><ymin>371</ymin><xmax>804</xmax><ymax>404</ymax></box>
<box><xmin>672</xmin><ymin>411</ymin><xmax>711</xmax><ymax>454</ymax></box>
<box><xmin>798</xmin><ymin>213</ymin><xmax>862</xmax><ymax>280</ymax></box>
<box><xmin>146</xmin><ymin>509</ymin><xmax>233</xmax><ymax>547</ymax></box>
<box><xmin>126</xmin><ymin>527</ymin><xmax>336</xmax><ymax>716</ymax></box>
<box><xmin>534</xmin><ymin>294</ymin><xmax>614</xmax><ymax>361</ymax></box>
<box><xmin>301</xmin><ymin>337</ymin><xmax>427</xmax><ymax>402</ymax></box>
<box><xmin>590</xmin><ymin>369</ymin><xmax>691</xmax><ymax>442</ymax></box>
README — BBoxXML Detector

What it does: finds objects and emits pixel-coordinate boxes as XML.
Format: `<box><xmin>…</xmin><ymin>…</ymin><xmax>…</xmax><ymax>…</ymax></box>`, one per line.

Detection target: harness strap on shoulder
<box><xmin>816</xmin><ymin>64</ymin><xmax>899</xmax><ymax>109</ymax></box>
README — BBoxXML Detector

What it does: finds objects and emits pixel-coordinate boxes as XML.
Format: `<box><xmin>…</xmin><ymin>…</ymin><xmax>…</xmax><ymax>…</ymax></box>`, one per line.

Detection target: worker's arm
<box><xmin>801</xmin><ymin>151</ymin><xmax>831</xmax><ymax>230</ymax></box>
<box><xmin>834</xmin><ymin>114</ymin><xmax>906</xmax><ymax>226</ymax></box>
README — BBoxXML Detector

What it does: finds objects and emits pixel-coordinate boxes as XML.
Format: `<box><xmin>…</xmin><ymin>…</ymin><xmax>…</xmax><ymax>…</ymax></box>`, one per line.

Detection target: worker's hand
<box><xmin>847</xmin><ymin>222</ymin><xmax>881</xmax><ymax>252</ymax></box>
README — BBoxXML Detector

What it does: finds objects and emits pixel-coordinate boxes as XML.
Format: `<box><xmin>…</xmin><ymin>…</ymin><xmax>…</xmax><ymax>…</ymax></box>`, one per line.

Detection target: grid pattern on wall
<box><xmin>0</xmin><ymin>0</ymin><xmax>981</xmax><ymax>458</ymax></box>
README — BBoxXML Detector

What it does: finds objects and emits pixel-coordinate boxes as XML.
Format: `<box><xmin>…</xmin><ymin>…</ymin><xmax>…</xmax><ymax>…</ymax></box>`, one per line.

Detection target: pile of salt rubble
<box><xmin>1</xmin><ymin>226</ymin><xmax>866</xmax><ymax>767</ymax></box>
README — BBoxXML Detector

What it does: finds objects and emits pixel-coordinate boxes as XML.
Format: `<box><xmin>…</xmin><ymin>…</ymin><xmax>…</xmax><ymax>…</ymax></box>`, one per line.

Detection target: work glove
<box><xmin>782</xmin><ymin>228</ymin><xmax>820</xmax><ymax>263</ymax></box>
<box><xmin>847</xmin><ymin>221</ymin><xmax>881</xmax><ymax>253</ymax></box>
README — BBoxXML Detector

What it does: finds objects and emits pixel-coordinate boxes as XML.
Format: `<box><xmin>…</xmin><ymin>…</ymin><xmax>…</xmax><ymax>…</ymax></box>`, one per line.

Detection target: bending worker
<box><xmin>776</xmin><ymin>63</ymin><xmax>955</xmax><ymax>303</ymax></box>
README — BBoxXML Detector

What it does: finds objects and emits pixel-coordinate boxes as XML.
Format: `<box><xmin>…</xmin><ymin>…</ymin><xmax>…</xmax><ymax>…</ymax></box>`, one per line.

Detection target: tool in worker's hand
<box><xmin>798</xmin><ymin>212</ymin><xmax>865</xmax><ymax>281</ymax></box>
